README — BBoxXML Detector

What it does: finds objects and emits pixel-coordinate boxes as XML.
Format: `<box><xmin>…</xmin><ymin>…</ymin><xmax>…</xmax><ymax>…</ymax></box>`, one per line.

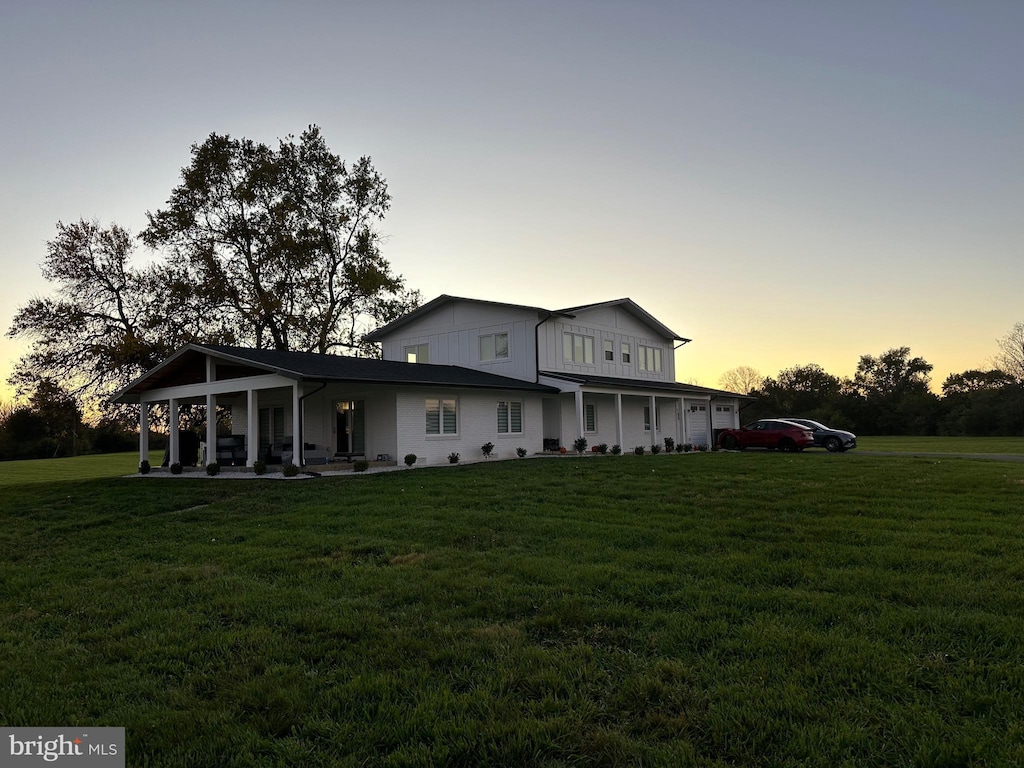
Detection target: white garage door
<box><xmin>686</xmin><ymin>403</ymin><xmax>708</xmax><ymax>446</ymax></box>
<box><xmin>712</xmin><ymin>403</ymin><xmax>736</xmax><ymax>430</ymax></box>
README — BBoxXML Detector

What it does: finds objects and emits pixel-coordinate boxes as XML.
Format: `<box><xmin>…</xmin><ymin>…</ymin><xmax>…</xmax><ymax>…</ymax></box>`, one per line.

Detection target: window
<box><xmin>562</xmin><ymin>332</ymin><xmax>594</xmax><ymax>365</ymax></box>
<box><xmin>638</xmin><ymin>345</ymin><xmax>662</xmax><ymax>372</ymax></box>
<box><xmin>497</xmin><ymin>401</ymin><xmax>523</xmax><ymax>434</ymax></box>
<box><xmin>621</xmin><ymin>343</ymin><xmax>631</xmax><ymax>364</ymax></box>
<box><xmin>405</xmin><ymin>344</ymin><xmax>429</xmax><ymax>363</ymax></box>
<box><xmin>716</xmin><ymin>405</ymin><xmax>731</xmax><ymax>413</ymax></box>
<box><xmin>603</xmin><ymin>340</ymin><xmax>613</xmax><ymax>362</ymax></box>
<box><xmin>479</xmin><ymin>333</ymin><xmax>509</xmax><ymax>362</ymax></box>
<box><xmin>643</xmin><ymin>406</ymin><xmax>661</xmax><ymax>432</ymax></box>
<box><xmin>425</xmin><ymin>398</ymin><xmax>457</xmax><ymax>435</ymax></box>
<box><xmin>585</xmin><ymin>403</ymin><xmax>597</xmax><ymax>432</ymax></box>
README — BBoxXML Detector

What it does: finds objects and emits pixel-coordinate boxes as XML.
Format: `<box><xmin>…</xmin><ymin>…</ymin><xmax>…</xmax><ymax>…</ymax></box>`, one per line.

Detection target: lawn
<box><xmin>0</xmin><ymin>451</ymin><xmax>146</xmax><ymax>487</ymax></box>
<box><xmin>2</xmin><ymin>453</ymin><xmax>1023</xmax><ymax>766</ymax></box>
<box><xmin>856</xmin><ymin>435</ymin><xmax>1024</xmax><ymax>454</ymax></box>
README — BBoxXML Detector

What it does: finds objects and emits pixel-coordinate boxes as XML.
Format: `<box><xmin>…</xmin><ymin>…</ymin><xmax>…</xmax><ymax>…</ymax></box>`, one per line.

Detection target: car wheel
<box><xmin>778</xmin><ymin>438</ymin><xmax>795</xmax><ymax>453</ymax></box>
<box><xmin>824</xmin><ymin>437</ymin><xmax>841</xmax><ymax>452</ymax></box>
<box><xmin>722</xmin><ymin>434</ymin><xmax>739</xmax><ymax>450</ymax></box>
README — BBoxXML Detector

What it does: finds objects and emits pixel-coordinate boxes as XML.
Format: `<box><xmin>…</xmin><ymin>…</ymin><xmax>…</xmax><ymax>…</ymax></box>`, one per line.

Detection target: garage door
<box><xmin>686</xmin><ymin>403</ymin><xmax>708</xmax><ymax>446</ymax></box>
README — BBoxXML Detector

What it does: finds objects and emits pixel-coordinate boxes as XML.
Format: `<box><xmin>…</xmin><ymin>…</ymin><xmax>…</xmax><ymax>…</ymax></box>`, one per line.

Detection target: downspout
<box><xmin>296</xmin><ymin>381</ymin><xmax>328</xmax><ymax>467</ymax></box>
<box><xmin>534</xmin><ymin>312</ymin><xmax>553</xmax><ymax>383</ymax></box>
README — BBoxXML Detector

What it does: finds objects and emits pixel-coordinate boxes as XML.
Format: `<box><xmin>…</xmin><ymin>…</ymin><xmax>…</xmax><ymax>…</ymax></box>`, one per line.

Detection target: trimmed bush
<box><xmin>139</xmin><ymin>460</ymin><xmax>150</xmax><ymax>475</ymax></box>
<box><xmin>404</xmin><ymin>453</ymin><xmax>417</xmax><ymax>467</ymax></box>
<box><xmin>282</xmin><ymin>462</ymin><xmax>300</xmax><ymax>477</ymax></box>
<box><xmin>516</xmin><ymin>447</ymin><xmax>528</xmax><ymax>458</ymax></box>
<box><xmin>447</xmin><ymin>452</ymin><xmax>460</xmax><ymax>464</ymax></box>
<box><xmin>651</xmin><ymin>444</ymin><xmax>662</xmax><ymax>455</ymax></box>
<box><xmin>353</xmin><ymin>460</ymin><xmax>369</xmax><ymax>472</ymax></box>
<box><xmin>597</xmin><ymin>443</ymin><xmax>609</xmax><ymax>454</ymax></box>
<box><xmin>253</xmin><ymin>460</ymin><xmax>267</xmax><ymax>475</ymax></box>
<box><xmin>633</xmin><ymin>446</ymin><xmax>645</xmax><ymax>456</ymax></box>
<box><xmin>170</xmin><ymin>462</ymin><xmax>183</xmax><ymax>475</ymax></box>
<box><xmin>205</xmin><ymin>462</ymin><xmax>220</xmax><ymax>476</ymax></box>
<box><xmin>664</xmin><ymin>437</ymin><xmax>675</xmax><ymax>453</ymax></box>
<box><xmin>573</xmin><ymin>436</ymin><xmax>588</xmax><ymax>455</ymax></box>
<box><xmin>610</xmin><ymin>444</ymin><xmax>622</xmax><ymax>455</ymax></box>
<box><xmin>481</xmin><ymin>442</ymin><xmax>494</xmax><ymax>458</ymax></box>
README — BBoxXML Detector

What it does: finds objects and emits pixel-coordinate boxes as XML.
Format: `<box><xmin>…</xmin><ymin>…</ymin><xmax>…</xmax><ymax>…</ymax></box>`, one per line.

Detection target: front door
<box><xmin>335</xmin><ymin>401</ymin><xmax>365</xmax><ymax>455</ymax></box>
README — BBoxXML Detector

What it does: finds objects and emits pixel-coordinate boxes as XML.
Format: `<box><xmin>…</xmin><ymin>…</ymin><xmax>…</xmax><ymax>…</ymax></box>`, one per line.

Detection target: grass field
<box><xmin>0</xmin><ymin>451</ymin><xmax>145</xmax><ymax>487</ymax></box>
<box><xmin>856</xmin><ymin>435</ymin><xmax>1024</xmax><ymax>454</ymax></box>
<box><xmin>2</xmin><ymin>452</ymin><xmax>1024</xmax><ymax>766</ymax></box>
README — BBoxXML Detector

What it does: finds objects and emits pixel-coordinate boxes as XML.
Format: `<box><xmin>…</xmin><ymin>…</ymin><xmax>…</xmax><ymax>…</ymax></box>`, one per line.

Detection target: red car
<box><xmin>717</xmin><ymin>419</ymin><xmax>815</xmax><ymax>452</ymax></box>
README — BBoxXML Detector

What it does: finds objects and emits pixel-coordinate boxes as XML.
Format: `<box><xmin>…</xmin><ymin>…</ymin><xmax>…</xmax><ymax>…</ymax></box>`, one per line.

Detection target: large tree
<box><xmin>851</xmin><ymin>347</ymin><xmax>938</xmax><ymax>434</ymax></box>
<box><xmin>5</xmin><ymin>219</ymin><xmax>206</xmax><ymax>409</ymax></box>
<box><xmin>718</xmin><ymin>366</ymin><xmax>763</xmax><ymax>395</ymax></box>
<box><xmin>140</xmin><ymin>125</ymin><xmax>419</xmax><ymax>354</ymax></box>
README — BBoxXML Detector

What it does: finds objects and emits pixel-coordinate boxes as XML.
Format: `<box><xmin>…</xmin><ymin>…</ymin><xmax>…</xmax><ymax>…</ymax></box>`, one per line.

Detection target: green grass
<box><xmin>0</xmin><ymin>451</ymin><xmax>148</xmax><ymax>486</ymax></box>
<box><xmin>857</xmin><ymin>435</ymin><xmax>1024</xmax><ymax>453</ymax></box>
<box><xmin>2</xmin><ymin>454</ymin><xmax>1024</xmax><ymax>766</ymax></box>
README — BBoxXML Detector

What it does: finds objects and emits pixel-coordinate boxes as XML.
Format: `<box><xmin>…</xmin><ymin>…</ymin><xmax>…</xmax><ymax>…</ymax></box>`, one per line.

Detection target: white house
<box><xmin>114</xmin><ymin>295</ymin><xmax>750</xmax><ymax>467</ymax></box>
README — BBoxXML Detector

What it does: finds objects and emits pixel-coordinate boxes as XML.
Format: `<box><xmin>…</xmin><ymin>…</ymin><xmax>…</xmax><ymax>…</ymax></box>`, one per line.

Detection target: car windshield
<box><xmin>788</xmin><ymin>418</ymin><xmax>825</xmax><ymax>430</ymax></box>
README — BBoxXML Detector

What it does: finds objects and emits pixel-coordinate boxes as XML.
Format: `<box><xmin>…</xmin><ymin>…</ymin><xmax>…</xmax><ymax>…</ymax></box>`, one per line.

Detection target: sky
<box><xmin>1</xmin><ymin>0</ymin><xmax>1021</xmax><ymax>401</ymax></box>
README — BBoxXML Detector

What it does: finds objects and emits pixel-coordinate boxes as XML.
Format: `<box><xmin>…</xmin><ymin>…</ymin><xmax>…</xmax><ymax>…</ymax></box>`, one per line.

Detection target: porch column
<box><xmin>246</xmin><ymin>389</ymin><xmax>258</xmax><ymax>467</ymax></box>
<box><xmin>574</xmin><ymin>390</ymin><xmax>585</xmax><ymax>441</ymax></box>
<box><xmin>168</xmin><ymin>398</ymin><xmax>179</xmax><ymax>466</ymax></box>
<box><xmin>139</xmin><ymin>401</ymin><xmax>150</xmax><ymax>466</ymax></box>
<box><xmin>292</xmin><ymin>382</ymin><xmax>303</xmax><ymax>467</ymax></box>
<box><xmin>649</xmin><ymin>395</ymin><xmax>658</xmax><ymax>448</ymax></box>
<box><xmin>614</xmin><ymin>393</ymin><xmax>623</xmax><ymax>449</ymax></box>
<box><xmin>205</xmin><ymin>393</ymin><xmax>217</xmax><ymax>467</ymax></box>
<box><xmin>677</xmin><ymin>398</ymin><xmax>685</xmax><ymax>444</ymax></box>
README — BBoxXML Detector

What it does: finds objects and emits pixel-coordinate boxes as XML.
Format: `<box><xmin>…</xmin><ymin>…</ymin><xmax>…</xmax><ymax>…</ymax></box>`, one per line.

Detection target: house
<box><xmin>114</xmin><ymin>295</ymin><xmax>750</xmax><ymax>467</ymax></box>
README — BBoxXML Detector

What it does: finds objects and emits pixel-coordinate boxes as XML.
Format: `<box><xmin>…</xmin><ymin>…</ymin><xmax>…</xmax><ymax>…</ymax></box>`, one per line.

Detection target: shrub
<box><xmin>353</xmin><ymin>460</ymin><xmax>369</xmax><ymax>472</ymax></box>
<box><xmin>651</xmin><ymin>444</ymin><xmax>662</xmax><ymax>455</ymax></box>
<box><xmin>516</xmin><ymin>447</ymin><xmax>528</xmax><ymax>458</ymax></box>
<box><xmin>205</xmin><ymin>462</ymin><xmax>220</xmax><ymax>476</ymax></box>
<box><xmin>138</xmin><ymin>460</ymin><xmax>150</xmax><ymax>475</ymax></box>
<box><xmin>282</xmin><ymin>462</ymin><xmax>299</xmax><ymax>477</ymax></box>
<box><xmin>664</xmin><ymin>437</ymin><xmax>675</xmax><ymax>452</ymax></box>
<box><xmin>573</xmin><ymin>436</ymin><xmax>588</xmax><ymax>455</ymax></box>
<box><xmin>633</xmin><ymin>446</ymin><xmax>645</xmax><ymax>456</ymax></box>
<box><xmin>676</xmin><ymin>443</ymin><xmax>686</xmax><ymax>453</ymax></box>
<box><xmin>253</xmin><ymin>460</ymin><xmax>267</xmax><ymax>475</ymax></box>
<box><xmin>682</xmin><ymin>443</ymin><xmax>692</xmax><ymax>453</ymax></box>
<box><xmin>481</xmin><ymin>442</ymin><xmax>494</xmax><ymax>458</ymax></box>
<box><xmin>610</xmin><ymin>444</ymin><xmax>622</xmax><ymax>455</ymax></box>
<box><xmin>170</xmin><ymin>462</ymin><xmax>183</xmax><ymax>475</ymax></box>
<box><xmin>447</xmin><ymin>452</ymin><xmax>460</xmax><ymax>464</ymax></box>
<box><xmin>597</xmin><ymin>443</ymin><xmax>608</xmax><ymax>454</ymax></box>
<box><xmin>404</xmin><ymin>453</ymin><xmax>417</xmax><ymax>467</ymax></box>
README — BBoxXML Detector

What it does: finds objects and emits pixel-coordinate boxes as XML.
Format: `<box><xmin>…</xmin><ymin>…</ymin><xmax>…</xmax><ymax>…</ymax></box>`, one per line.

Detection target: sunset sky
<box><xmin>1</xmin><ymin>1</ymin><xmax>1021</xmax><ymax>402</ymax></box>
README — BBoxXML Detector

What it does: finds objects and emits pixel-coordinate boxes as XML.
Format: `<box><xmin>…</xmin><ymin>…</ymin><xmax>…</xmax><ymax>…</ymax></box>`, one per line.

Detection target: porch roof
<box><xmin>113</xmin><ymin>344</ymin><xmax>560</xmax><ymax>403</ymax></box>
<box><xmin>539</xmin><ymin>371</ymin><xmax>754</xmax><ymax>399</ymax></box>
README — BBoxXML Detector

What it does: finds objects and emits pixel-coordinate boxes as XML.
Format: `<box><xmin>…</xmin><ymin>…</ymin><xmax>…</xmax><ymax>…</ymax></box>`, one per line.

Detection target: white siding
<box><xmin>396</xmin><ymin>389</ymin><xmax>546</xmax><ymax>464</ymax></box>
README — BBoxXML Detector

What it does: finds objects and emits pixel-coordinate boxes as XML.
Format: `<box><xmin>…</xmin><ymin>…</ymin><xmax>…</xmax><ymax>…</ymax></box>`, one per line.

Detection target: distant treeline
<box><xmin>731</xmin><ymin>346</ymin><xmax>1024</xmax><ymax>437</ymax></box>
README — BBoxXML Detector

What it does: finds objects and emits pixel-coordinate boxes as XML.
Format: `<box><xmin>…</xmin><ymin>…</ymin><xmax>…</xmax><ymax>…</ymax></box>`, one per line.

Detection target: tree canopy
<box><xmin>7</xmin><ymin>126</ymin><xmax>420</xmax><ymax>416</ymax></box>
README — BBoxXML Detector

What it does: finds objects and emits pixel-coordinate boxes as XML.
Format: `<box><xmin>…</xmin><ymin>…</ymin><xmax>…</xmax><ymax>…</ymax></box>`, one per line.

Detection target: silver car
<box><xmin>780</xmin><ymin>418</ymin><xmax>857</xmax><ymax>452</ymax></box>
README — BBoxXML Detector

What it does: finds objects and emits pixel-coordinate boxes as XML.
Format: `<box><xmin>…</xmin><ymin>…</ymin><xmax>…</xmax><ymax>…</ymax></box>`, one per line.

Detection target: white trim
<box><xmin>139</xmin><ymin>373</ymin><xmax>294</xmax><ymax>403</ymax></box>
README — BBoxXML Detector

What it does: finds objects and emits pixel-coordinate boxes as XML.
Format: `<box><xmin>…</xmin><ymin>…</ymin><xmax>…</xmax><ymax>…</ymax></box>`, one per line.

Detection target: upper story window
<box><xmin>479</xmin><ymin>333</ymin><xmax>509</xmax><ymax>362</ymax></box>
<box><xmin>603</xmin><ymin>340</ymin><xmax>613</xmax><ymax>362</ymax></box>
<box><xmin>405</xmin><ymin>344</ymin><xmax>429</xmax><ymax>364</ymax></box>
<box><xmin>563</xmin><ymin>332</ymin><xmax>594</xmax><ymax>365</ymax></box>
<box><xmin>426</xmin><ymin>397</ymin><xmax>457</xmax><ymax>435</ymax></box>
<box><xmin>638</xmin><ymin>345</ymin><xmax>662</xmax><ymax>373</ymax></box>
<box><xmin>621</xmin><ymin>343</ymin><xmax>631</xmax><ymax>365</ymax></box>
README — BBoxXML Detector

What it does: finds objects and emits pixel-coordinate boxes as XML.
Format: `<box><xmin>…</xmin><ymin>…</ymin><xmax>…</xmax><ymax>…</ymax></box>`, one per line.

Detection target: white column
<box><xmin>292</xmin><ymin>382</ymin><xmax>302</xmax><ymax>466</ymax></box>
<box><xmin>615</xmin><ymin>393</ymin><xmax>623</xmax><ymax>449</ymax></box>
<box><xmin>247</xmin><ymin>389</ymin><xmax>259</xmax><ymax>467</ymax></box>
<box><xmin>168</xmin><ymin>398</ymin><xmax>179</xmax><ymax>466</ymax></box>
<box><xmin>574</xmin><ymin>390</ymin><xmax>585</xmax><ymax>441</ymax></box>
<box><xmin>205</xmin><ymin>393</ymin><xmax>217</xmax><ymax>467</ymax></box>
<box><xmin>649</xmin><ymin>395</ymin><xmax>658</xmax><ymax>448</ymax></box>
<box><xmin>677</xmin><ymin>398</ymin><xmax>685</xmax><ymax>445</ymax></box>
<box><xmin>139</xmin><ymin>402</ymin><xmax>150</xmax><ymax>465</ymax></box>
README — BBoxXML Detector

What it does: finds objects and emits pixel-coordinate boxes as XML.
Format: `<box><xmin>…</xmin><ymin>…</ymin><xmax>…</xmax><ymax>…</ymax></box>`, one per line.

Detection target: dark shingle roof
<box><xmin>113</xmin><ymin>344</ymin><xmax>559</xmax><ymax>401</ymax></box>
<box><xmin>539</xmin><ymin>371</ymin><xmax>753</xmax><ymax>399</ymax></box>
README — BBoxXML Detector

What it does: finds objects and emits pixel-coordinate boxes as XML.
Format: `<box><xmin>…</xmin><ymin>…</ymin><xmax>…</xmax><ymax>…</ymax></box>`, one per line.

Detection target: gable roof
<box><xmin>364</xmin><ymin>294</ymin><xmax>688</xmax><ymax>343</ymax></box>
<box><xmin>555</xmin><ymin>299</ymin><xmax>689</xmax><ymax>342</ymax></box>
<box><xmin>363</xmin><ymin>294</ymin><xmax>573</xmax><ymax>341</ymax></box>
<box><xmin>113</xmin><ymin>344</ymin><xmax>559</xmax><ymax>402</ymax></box>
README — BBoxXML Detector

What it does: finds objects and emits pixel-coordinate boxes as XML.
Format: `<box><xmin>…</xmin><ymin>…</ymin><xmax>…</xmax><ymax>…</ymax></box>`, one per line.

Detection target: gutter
<box><xmin>296</xmin><ymin>381</ymin><xmax>328</xmax><ymax>467</ymax></box>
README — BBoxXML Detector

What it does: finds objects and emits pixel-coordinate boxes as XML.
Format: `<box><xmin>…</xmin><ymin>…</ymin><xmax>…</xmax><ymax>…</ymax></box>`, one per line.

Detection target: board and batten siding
<box><xmin>395</xmin><ymin>389</ymin><xmax>546</xmax><ymax>465</ymax></box>
<box><xmin>538</xmin><ymin>305</ymin><xmax>676</xmax><ymax>383</ymax></box>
